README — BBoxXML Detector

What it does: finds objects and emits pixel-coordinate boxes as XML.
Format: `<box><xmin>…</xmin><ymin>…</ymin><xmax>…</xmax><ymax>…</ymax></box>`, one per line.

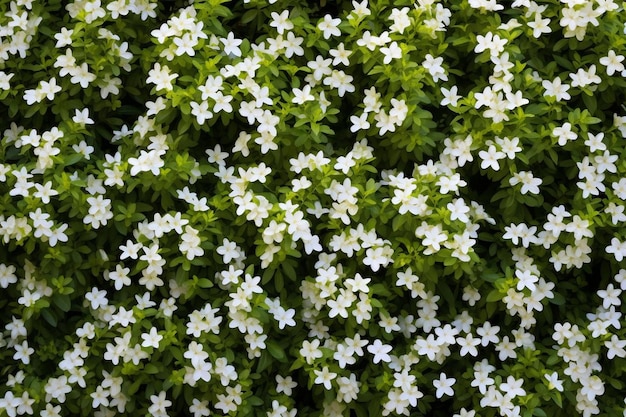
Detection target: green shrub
<box><xmin>1</xmin><ymin>0</ymin><xmax>626</xmax><ymax>416</ymax></box>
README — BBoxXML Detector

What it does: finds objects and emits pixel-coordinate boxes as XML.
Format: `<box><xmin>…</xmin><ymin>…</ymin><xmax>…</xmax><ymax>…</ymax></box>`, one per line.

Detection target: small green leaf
<box><xmin>486</xmin><ymin>289</ymin><xmax>504</xmax><ymax>302</ymax></box>
<box><xmin>256</xmin><ymin>351</ymin><xmax>272</xmax><ymax>373</ymax></box>
<box><xmin>52</xmin><ymin>294</ymin><xmax>72</xmax><ymax>312</ymax></box>
<box><xmin>247</xmin><ymin>396</ymin><xmax>264</xmax><ymax>406</ymax></box>
<box><xmin>145</xmin><ymin>364</ymin><xmax>160</xmax><ymax>374</ymax></box>
<box><xmin>549</xmin><ymin>293</ymin><xmax>565</xmax><ymax>305</ymax></box>
<box><xmin>63</xmin><ymin>153</ymin><xmax>84</xmax><ymax>166</ymax></box>
<box><xmin>266</xmin><ymin>340</ymin><xmax>286</xmax><ymax>362</ymax></box>
<box><xmin>41</xmin><ymin>309</ymin><xmax>57</xmax><ymax>327</ymax></box>
<box><xmin>197</xmin><ymin>278</ymin><xmax>213</xmax><ymax>288</ymax></box>
<box><xmin>608</xmin><ymin>377</ymin><xmax>623</xmax><ymax>390</ymax></box>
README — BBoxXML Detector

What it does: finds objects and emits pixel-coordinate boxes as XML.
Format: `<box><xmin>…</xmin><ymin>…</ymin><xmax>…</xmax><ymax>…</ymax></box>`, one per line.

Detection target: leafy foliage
<box><xmin>1</xmin><ymin>0</ymin><xmax>626</xmax><ymax>416</ymax></box>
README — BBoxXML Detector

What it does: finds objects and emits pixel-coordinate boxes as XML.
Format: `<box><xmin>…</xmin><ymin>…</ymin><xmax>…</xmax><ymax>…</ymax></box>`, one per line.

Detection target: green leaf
<box><xmin>256</xmin><ymin>351</ymin><xmax>272</xmax><ymax>373</ymax></box>
<box><xmin>63</xmin><ymin>153</ymin><xmax>84</xmax><ymax>166</ymax></box>
<box><xmin>197</xmin><ymin>278</ymin><xmax>213</xmax><ymax>288</ymax></box>
<box><xmin>392</xmin><ymin>214</ymin><xmax>406</xmax><ymax>232</ymax></box>
<box><xmin>266</xmin><ymin>340</ymin><xmax>287</xmax><ymax>362</ymax></box>
<box><xmin>549</xmin><ymin>293</ymin><xmax>565</xmax><ymax>305</ymax></box>
<box><xmin>52</xmin><ymin>294</ymin><xmax>71</xmax><ymax>312</ymax></box>
<box><xmin>608</xmin><ymin>377</ymin><xmax>623</xmax><ymax>390</ymax></box>
<box><xmin>274</xmin><ymin>270</ymin><xmax>284</xmax><ymax>292</ymax></box>
<box><xmin>486</xmin><ymin>289</ymin><xmax>504</xmax><ymax>302</ymax></box>
<box><xmin>582</xmin><ymin>93</ymin><xmax>597</xmax><ymax>115</ymax></box>
<box><xmin>546</xmin><ymin>354</ymin><xmax>560</xmax><ymax>366</ymax></box>
<box><xmin>481</xmin><ymin>272</ymin><xmax>501</xmax><ymax>283</ymax></box>
<box><xmin>281</xmin><ymin>261</ymin><xmax>296</xmax><ymax>282</ymax></box>
<box><xmin>41</xmin><ymin>309</ymin><xmax>57</xmax><ymax>327</ymax></box>
<box><xmin>262</xmin><ymin>266</ymin><xmax>276</xmax><ymax>284</ymax></box>
<box><xmin>145</xmin><ymin>364</ymin><xmax>160</xmax><ymax>374</ymax></box>
<box><xmin>247</xmin><ymin>396</ymin><xmax>264</xmax><ymax>406</ymax></box>
<box><xmin>289</xmin><ymin>358</ymin><xmax>305</xmax><ymax>372</ymax></box>
<box><xmin>241</xmin><ymin>9</ymin><xmax>258</xmax><ymax>24</ymax></box>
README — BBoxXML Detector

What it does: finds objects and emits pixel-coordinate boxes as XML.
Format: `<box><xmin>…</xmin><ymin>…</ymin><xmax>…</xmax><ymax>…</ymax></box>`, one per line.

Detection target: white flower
<box><xmin>456</xmin><ymin>333</ymin><xmax>481</xmax><ymax>356</ymax></box>
<box><xmin>509</xmin><ymin>171</ymin><xmax>542</xmax><ymax>194</ymax></box>
<box><xmin>189</xmin><ymin>399</ymin><xmax>210</xmax><ymax>417</ymax></box>
<box><xmin>69</xmin><ymin>63</ymin><xmax>96</xmax><ymax>88</ymax></box>
<box><xmin>13</xmin><ymin>341</ymin><xmax>34</xmax><ymax>364</ymax></box>
<box><xmin>606</xmin><ymin>237</ymin><xmax>626</xmax><ymax>262</ymax></box>
<box><xmin>599</xmin><ymin>50</ymin><xmax>625</xmax><ymax>76</ymax></box>
<box><xmin>584</xmin><ymin>132</ymin><xmax>606</xmax><ymax>152</ymax></box>
<box><xmin>503</xmin><ymin>223</ymin><xmax>538</xmax><ymax>248</ymax></box>
<box><xmin>314</xmin><ymin>366</ymin><xmax>337</xmax><ymax>390</ymax></box>
<box><xmin>500</xmin><ymin>376</ymin><xmax>526</xmax><ymax>398</ymax></box>
<box><xmin>191</xmin><ymin>101</ymin><xmax>213</xmax><ymax>124</ymax></box>
<box><xmin>146</xmin><ymin>62</ymin><xmax>178</xmax><ymax>91</ymax></box>
<box><xmin>345</xmin><ymin>273</ymin><xmax>371</xmax><ymax>293</ymax></box>
<box><xmin>367</xmin><ymin>339</ymin><xmax>392</xmax><ymax>363</ymax></box>
<box><xmin>274</xmin><ymin>307</ymin><xmax>296</xmax><ymax>329</ymax></box>
<box><xmin>173</xmin><ymin>33</ymin><xmax>197</xmax><ymax>56</ymax></box>
<box><xmin>33</xmin><ymin>181</ymin><xmax>59</xmax><ymax>204</ymax></box>
<box><xmin>363</xmin><ymin>246</ymin><xmax>391</xmax><ymax>271</ymax></box>
<box><xmin>505</xmin><ymin>90</ymin><xmax>529</xmax><ymax>109</ymax></box>
<box><xmin>106</xmin><ymin>264</ymin><xmax>131</xmax><ymax>290</ymax></box>
<box><xmin>336</xmin><ymin>373</ymin><xmax>360</xmax><ymax>403</ymax></box>
<box><xmin>90</xmin><ymin>386</ymin><xmax>109</xmax><ymax>408</ymax></box>
<box><xmin>212</xmin><ymin>91</ymin><xmax>234</xmax><ymax>113</ymax></box>
<box><xmin>276</xmin><ymin>375</ymin><xmax>298</xmax><ymax>396</ymax></box>
<box><xmin>474</xmin><ymin>32</ymin><xmax>507</xmax><ymax>56</ymax></box>
<box><xmin>149</xmin><ymin>391</ymin><xmax>172</xmax><ymax>417</ymax></box>
<box><xmin>141</xmin><ymin>327</ymin><xmax>163</xmax><ymax>348</ymax></box>
<box><xmin>217</xmin><ymin>238</ymin><xmax>241</xmax><ymax>264</ymax></box>
<box><xmin>544</xmin><ymin>372</ymin><xmax>564</xmax><ymax>391</ymax></box>
<box><xmin>515</xmin><ymin>269</ymin><xmax>539</xmax><ymax>291</ymax></box>
<box><xmin>307</xmin><ymin>55</ymin><xmax>333</xmax><ymax>81</ymax></box>
<box><xmin>604</xmin><ymin>335</ymin><xmax>626</xmax><ymax>359</ymax></box>
<box><xmin>433</xmin><ymin>373</ymin><xmax>456</xmax><ymax>398</ymax></box>
<box><xmin>469</xmin><ymin>0</ymin><xmax>504</xmax><ymax>11</ymax></box>
<box><xmin>447</xmin><ymin>198</ymin><xmax>470</xmax><ymax>223</ymax></box>
<box><xmin>440</xmin><ymin>85</ymin><xmax>461</xmax><ymax>106</ymax></box>
<box><xmin>388</xmin><ymin>7</ymin><xmax>411</xmax><ymax>33</ymax></box>
<box><xmin>527</xmin><ymin>13</ymin><xmax>551</xmax><ymax>38</ymax></box>
<box><xmin>54</xmin><ymin>27</ymin><xmax>74</xmax><ymax>47</ymax></box>
<box><xmin>220</xmin><ymin>32</ymin><xmax>243</xmax><ymax>57</ymax></box>
<box><xmin>72</xmin><ymin>140</ymin><xmax>95</xmax><ymax>159</ymax></box>
<box><xmin>270</xmin><ymin>10</ymin><xmax>293</xmax><ymax>34</ymax></box>
<box><xmin>422</xmin><ymin>54</ymin><xmax>447</xmax><ymax>82</ymax></box>
<box><xmin>476</xmin><ymin>321</ymin><xmax>500</xmax><ymax>346</ymax></box>
<box><xmin>0</xmin><ymin>71</ymin><xmax>14</xmax><ymax>90</ymax></box>
<box><xmin>72</xmin><ymin>108</ymin><xmax>94</xmax><ymax>125</ymax></box>
<box><xmin>85</xmin><ymin>287</ymin><xmax>108</xmax><ymax>310</ymax></box>
<box><xmin>479</xmin><ymin>145</ymin><xmax>505</xmax><ymax>171</ymax></box>
<box><xmin>0</xmin><ymin>264</ymin><xmax>18</xmax><ymax>288</ymax></box>
<box><xmin>380</xmin><ymin>41</ymin><xmax>402</xmax><ymax>64</ymax></box>
<box><xmin>318</xmin><ymin>14</ymin><xmax>341</xmax><ymax>39</ymax></box>
<box><xmin>329</xmin><ymin>43</ymin><xmax>352</xmax><ymax>66</ymax></box>
<box><xmin>39</xmin><ymin>77</ymin><xmax>62</xmax><ymax>101</ymax></box>
<box><xmin>292</xmin><ymin>84</ymin><xmax>315</xmax><ymax>104</ymax></box>
<box><xmin>300</xmin><ymin>339</ymin><xmax>323</xmax><ymax>364</ymax></box>
<box><xmin>569</xmin><ymin>65</ymin><xmax>601</xmax><ymax>88</ymax></box>
<box><xmin>453</xmin><ymin>408</ymin><xmax>477</xmax><ymax>417</ymax></box>
<box><xmin>542</xmin><ymin>77</ymin><xmax>571</xmax><ymax>102</ymax></box>
<box><xmin>552</xmin><ymin>122</ymin><xmax>577</xmax><ymax>145</ymax></box>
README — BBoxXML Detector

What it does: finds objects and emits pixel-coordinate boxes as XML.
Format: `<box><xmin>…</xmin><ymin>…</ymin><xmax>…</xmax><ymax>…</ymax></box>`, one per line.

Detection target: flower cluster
<box><xmin>1</xmin><ymin>0</ymin><xmax>626</xmax><ymax>417</ymax></box>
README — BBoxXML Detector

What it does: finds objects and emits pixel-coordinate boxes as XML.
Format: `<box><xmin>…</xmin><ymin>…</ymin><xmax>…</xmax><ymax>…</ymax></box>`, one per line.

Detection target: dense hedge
<box><xmin>1</xmin><ymin>0</ymin><xmax>626</xmax><ymax>416</ymax></box>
